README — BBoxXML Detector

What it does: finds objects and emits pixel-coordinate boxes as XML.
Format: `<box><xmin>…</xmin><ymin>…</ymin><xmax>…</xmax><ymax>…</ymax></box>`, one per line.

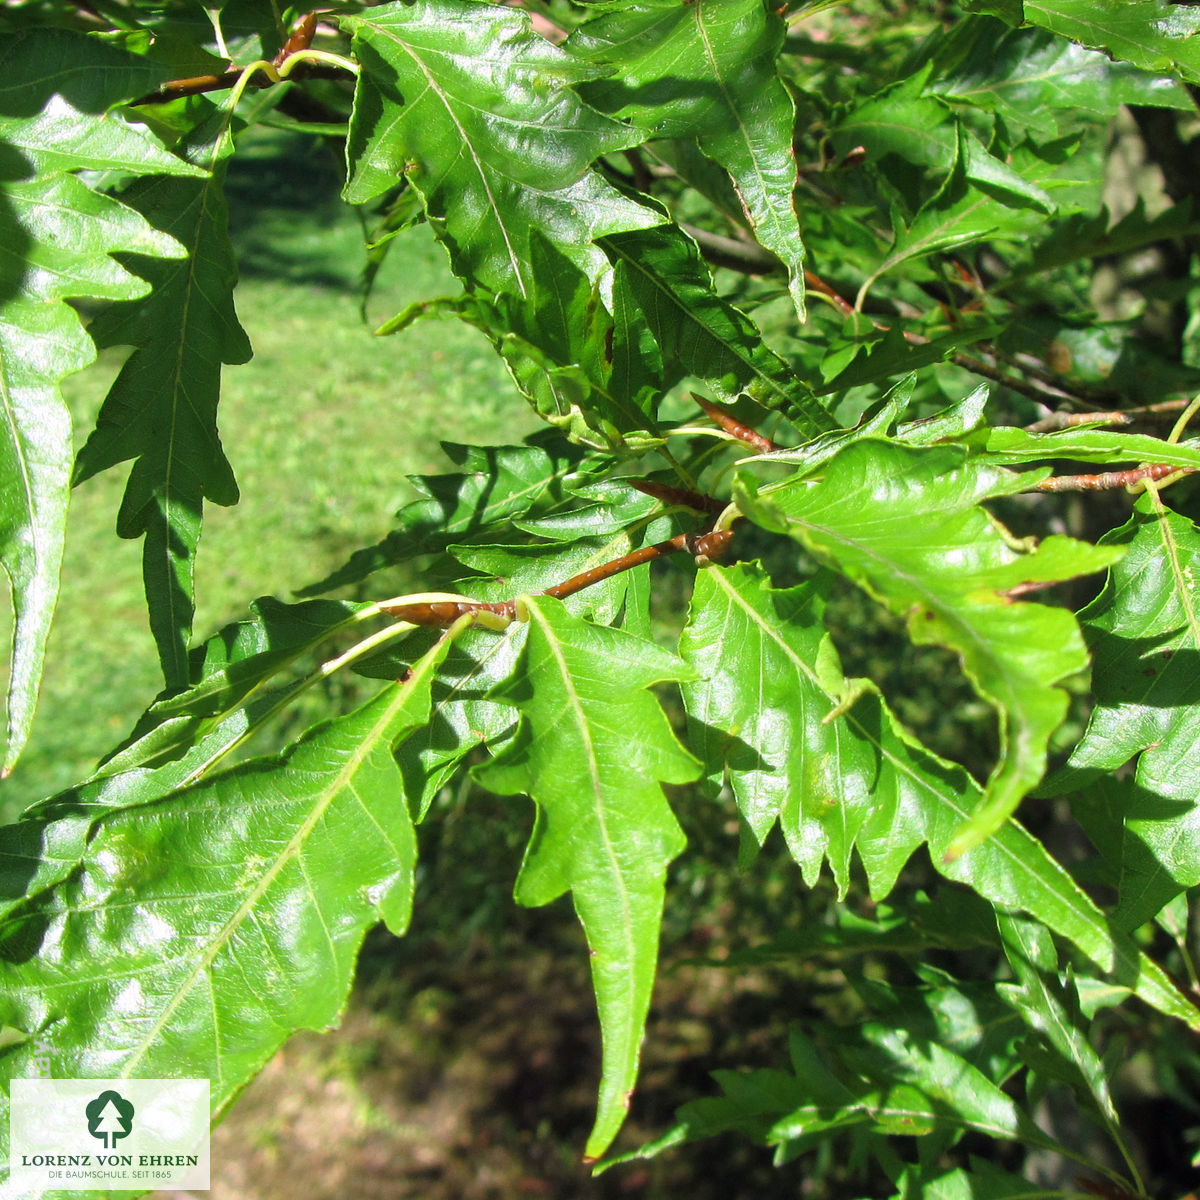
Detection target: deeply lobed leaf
<box><xmin>0</xmin><ymin>631</ymin><xmax>456</xmax><ymax>1185</ymax></box>
<box><xmin>73</xmin><ymin>98</ymin><xmax>251</xmax><ymax>688</ymax></box>
<box><xmin>736</xmin><ymin>441</ymin><xmax>1121</xmax><ymax>855</ymax></box>
<box><xmin>476</xmin><ymin>595</ymin><xmax>699</xmax><ymax>1160</ymax></box>
<box><xmin>0</xmin><ymin>30</ymin><xmax>200</xmax><ymax>770</ymax></box>
<box><xmin>1046</xmin><ymin>496</ymin><xmax>1200</xmax><ymax>932</ymax></box>
<box><xmin>342</xmin><ymin>0</ymin><xmax>660</xmax><ymax>294</ymax></box>
<box><xmin>571</xmin><ymin>0</ymin><xmax>808</xmax><ymax>317</ymax></box>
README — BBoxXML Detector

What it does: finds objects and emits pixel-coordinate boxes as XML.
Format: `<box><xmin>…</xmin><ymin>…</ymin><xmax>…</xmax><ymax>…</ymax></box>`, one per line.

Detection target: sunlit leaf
<box><xmin>299</xmin><ymin>435</ymin><xmax>587</xmax><ymax>596</ymax></box>
<box><xmin>571</xmin><ymin>0</ymin><xmax>808</xmax><ymax>317</ymax></box>
<box><xmin>678</xmin><ymin>563</ymin><xmax>1198</xmax><ymax>1030</ymax></box>
<box><xmin>736</xmin><ymin>441</ymin><xmax>1121</xmax><ymax>856</ymax></box>
<box><xmin>341</xmin><ymin>0</ymin><xmax>659</xmax><ymax>294</ymax></box>
<box><xmin>0</xmin><ymin>632</ymin><xmax>454</xmax><ymax>1143</ymax></box>
<box><xmin>475</xmin><ymin>595</ymin><xmax>699</xmax><ymax>1160</ymax></box>
<box><xmin>0</xmin><ymin>30</ymin><xmax>201</xmax><ymax>770</ymax></box>
<box><xmin>981</xmin><ymin>0</ymin><xmax>1200</xmax><ymax>86</ymax></box>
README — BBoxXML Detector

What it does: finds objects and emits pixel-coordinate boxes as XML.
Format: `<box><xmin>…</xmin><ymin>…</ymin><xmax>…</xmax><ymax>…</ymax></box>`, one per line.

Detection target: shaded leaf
<box><xmin>0</xmin><ymin>30</ymin><xmax>206</xmax><ymax>178</ymax></box>
<box><xmin>831</xmin><ymin>66</ymin><xmax>1056</xmax><ymax>212</ymax></box>
<box><xmin>818</xmin><ymin>324</ymin><xmax>1004</xmax><ymax>394</ymax></box>
<box><xmin>1017</xmin><ymin>198</ymin><xmax>1200</xmax><ymax>280</ymax></box>
<box><xmin>995</xmin><ymin>911</ymin><xmax>1119</xmax><ymax>1129</ymax></box>
<box><xmin>74</xmin><ymin>98</ymin><xmax>251</xmax><ymax>688</ymax></box>
<box><xmin>893</xmin><ymin>1158</ymin><xmax>1085</xmax><ymax>1199</ymax></box>
<box><xmin>618</xmin><ymin>989</ymin><xmax>1061</xmax><ymax>1169</ymax></box>
<box><xmin>475</xmin><ymin>595</ymin><xmax>699</xmax><ymax>1160</ymax></box>
<box><xmin>1046</xmin><ymin>497</ymin><xmax>1200</xmax><ymax>931</ymax></box>
<box><xmin>933</xmin><ymin>20</ymin><xmax>1190</xmax><ymax>138</ymax></box>
<box><xmin>380</xmin><ymin>237</ymin><xmax>666</xmax><ymax>451</ymax></box>
<box><xmin>600</xmin><ymin>225</ymin><xmax>836</xmax><ymax>435</ymax></box>
<box><xmin>855</xmin><ymin>129</ymin><xmax>1056</xmax><ymax>307</ymax></box>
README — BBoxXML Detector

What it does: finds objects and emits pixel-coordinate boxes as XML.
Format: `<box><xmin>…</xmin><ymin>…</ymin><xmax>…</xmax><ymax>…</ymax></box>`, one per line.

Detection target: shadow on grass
<box><xmin>224</xmin><ymin>130</ymin><xmax>363</xmax><ymax>291</ymax></box>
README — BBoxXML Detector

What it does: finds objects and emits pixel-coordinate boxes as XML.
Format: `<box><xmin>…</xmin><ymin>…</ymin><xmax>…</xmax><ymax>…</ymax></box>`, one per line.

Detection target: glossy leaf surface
<box><xmin>678</xmin><ymin>563</ymin><xmax>1198</xmax><ymax>1030</ymax></box>
<box><xmin>736</xmin><ymin>441</ymin><xmax>1121</xmax><ymax>854</ymax></box>
<box><xmin>476</xmin><ymin>595</ymin><xmax>699</xmax><ymax>1160</ymax></box>
<box><xmin>572</xmin><ymin>0</ymin><xmax>807</xmax><ymax>317</ymax></box>
<box><xmin>342</xmin><ymin>0</ymin><xmax>659</xmax><ymax>294</ymax></box>
<box><xmin>0</xmin><ymin>31</ymin><xmax>200</xmax><ymax>770</ymax></box>
<box><xmin>0</xmin><ymin>632</ymin><xmax>453</xmax><ymax>1170</ymax></box>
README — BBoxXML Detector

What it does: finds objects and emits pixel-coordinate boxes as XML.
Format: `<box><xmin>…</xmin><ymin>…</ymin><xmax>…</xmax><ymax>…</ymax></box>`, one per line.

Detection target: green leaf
<box><xmin>677</xmin><ymin>563</ymin><xmax>1200</xmax><ymax>1029</ymax></box>
<box><xmin>855</xmin><ymin>129</ymin><xmax>1054</xmax><ymax>307</ymax></box>
<box><xmin>93</xmin><ymin>597</ymin><xmax>371</xmax><ymax>780</ymax></box>
<box><xmin>893</xmin><ymin>1158</ymin><xmax>1084</xmax><ymax>1200</ymax></box>
<box><xmin>1013</xmin><ymin>1</ymin><xmax>1200</xmax><ymax>86</ymax></box>
<box><xmin>752</xmin><ymin>375</ymin><xmax>918</xmax><ymax>467</ymax></box>
<box><xmin>600</xmin><ymin>225</ymin><xmax>836</xmax><ymax>435</ymax></box>
<box><xmin>1046</xmin><ymin>497</ymin><xmax>1200</xmax><ymax>931</ymax></box>
<box><xmin>736</xmin><ymin>442</ymin><xmax>1119</xmax><ymax>856</ymax></box>
<box><xmin>73</xmin><ymin>98</ymin><xmax>251</xmax><ymax>689</ymax></box>
<box><xmin>995</xmin><ymin>911</ymin><xmax>1119</xmax><ymax>1129</ymax></box>
<box><xmin>0</xmin><ymin>30</ymin><xmax>207</xmax><ymax>178</ymax></box>
<box><xmin>341</xmin><ymin>0</ymin><xmax>659</xmax><ymax>295</ymax></box>
<box><xmin>0</xmin><ymin>31</ymin><xmax>203</xmax><ymax>771</ymax></box>
<box><xmin>0</xmin><ymin>632</ymin><xmax>454</xmax><ymax>1127</ymax></box>
<box><xmin>624</xmin><ymin>994</ymin><xmax>1061</xmax><ymax>1167</ymax></box>
<box><xmin>475</xmin><ymin>595</ymin><xmax>699</xmax><ymax>1161</ymax></box>
<box><xmin>571</xmin><ymin>0</ymin><xmax>808</xmax><ymax>318</ymax></box>
<box><xmin>818</xmin><ymin>324</ymin><xmax>1004</xmax><ymax>395</ymax></box>
<box><xmin>975</xmin><ymin>426</ymin><xmax>1200</xmax><ymax>470</ymax></box>
<box><xmin>1017</xmin><ymin>198</ymin><xmax>1200</xmax><ymax>280</ymax></box>
<box><xmin>382</xmin><ymin>237</ymin><xmax>666</xmax><ymax>451</ymax></box>
<box><xmin>933</xmin><ymin>20</ymin><xmax>1190</xmax><ymax>139</ymax></box>
<box><xmin>297</xmin><ymin>435</ymin><xmax>588</xmax><ymax>596</ymax></box>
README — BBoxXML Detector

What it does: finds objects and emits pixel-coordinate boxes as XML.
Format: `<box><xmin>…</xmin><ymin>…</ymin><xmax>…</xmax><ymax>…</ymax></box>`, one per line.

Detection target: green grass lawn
<box><xmin>0</xmin><ymin>127</ymin><xmax>530</xmax><ymax>820</ymax></box>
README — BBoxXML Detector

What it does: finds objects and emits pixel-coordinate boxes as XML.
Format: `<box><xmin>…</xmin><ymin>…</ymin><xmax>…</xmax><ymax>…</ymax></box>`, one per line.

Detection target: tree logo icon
<box><xmin>85</xmin><ymin>1090</ymin><xmax>135</xmax><ymax>1149</ymax></box>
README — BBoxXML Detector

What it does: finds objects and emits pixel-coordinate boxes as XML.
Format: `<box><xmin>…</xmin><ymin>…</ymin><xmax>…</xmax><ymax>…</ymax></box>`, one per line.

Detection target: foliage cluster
<box><xmin>2</xmin><ymin>1</ymin><xmax>1200</xmax><ymax>1196</ymax></box>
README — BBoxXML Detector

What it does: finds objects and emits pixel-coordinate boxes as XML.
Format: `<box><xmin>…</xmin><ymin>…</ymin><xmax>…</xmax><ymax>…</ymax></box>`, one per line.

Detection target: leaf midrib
<box><xmin>117</xmin><ymin>673</ymin><xmax>422</xmax><ymax>1077</ymax></box>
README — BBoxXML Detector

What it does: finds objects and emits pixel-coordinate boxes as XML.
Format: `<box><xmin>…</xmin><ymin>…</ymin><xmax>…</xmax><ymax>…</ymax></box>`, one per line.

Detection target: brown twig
<box><xmin>132</xmin><ymin>14</ymin><xmax>348</xmax><ymax>106</ymax></box>
<box><xmin>804</xmin><ymin>269</ymin><xmax>855</xmax><ymax>317</ymax></box>
<box><xmin>1024</xmin><ymin>399</ymin><xmax>1191</xmax><ymax>432</ymax></box>
<box><xmin>382</xmin><ymin>529</ymin><xmax>736</xmax><ymax>627</ymax></box>
<box><xmin>693</xmin><ymin>394</ymin><xmax>781</xmax><ymax>452</ymax></box>
<box><xmin>681</xmin><ymin>225</ymin><xmax>1108</xmax><ymax>409</ymax></box>
<box><xmin>132</xmin><ymin>61</ymin><xmax>352</xmax><ymax>106</ymax></box>
<box><xmin>1024</xmin><ymin>410</ymin><xmax>1134</xmax><ymax>432</ymax></box>
<box><xmin>628</xmin><ymin>478</ymin><xmax>726</xmax><ymax>515</ymax></box>
<box><xmin>273</xmin><ymin>12</ymin><xmax>318</xmax><ymax>66</ymax></box>
<box><xmin>1033</xmin><ymin>463</ymin><xmax>1193</xmax><ymax>492</ymax></box>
